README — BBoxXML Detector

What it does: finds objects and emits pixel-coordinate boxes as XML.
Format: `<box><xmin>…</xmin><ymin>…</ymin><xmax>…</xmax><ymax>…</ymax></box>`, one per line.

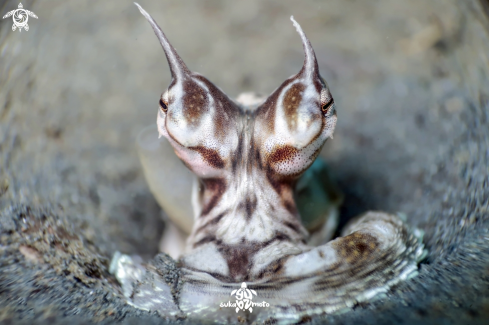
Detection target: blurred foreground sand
<box><xmin>1</xmin><ymin>0</ymin><xmax>489</xmax><ymax>324</ymax></box>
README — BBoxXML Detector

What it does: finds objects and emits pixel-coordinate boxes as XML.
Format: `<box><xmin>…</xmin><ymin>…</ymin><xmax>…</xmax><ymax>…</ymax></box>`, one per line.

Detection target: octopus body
<box><xmin>110</xmin><ymin>4</ymin><xmax>426</xmax><ymax>324</ymax></box>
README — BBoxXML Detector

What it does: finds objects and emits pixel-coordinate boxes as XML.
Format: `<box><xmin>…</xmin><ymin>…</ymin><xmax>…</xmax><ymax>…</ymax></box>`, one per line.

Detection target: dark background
<box><xmin>1</xmin><ymin>0</ymin><xmax>489</xmax><ymax>324</ymax></box>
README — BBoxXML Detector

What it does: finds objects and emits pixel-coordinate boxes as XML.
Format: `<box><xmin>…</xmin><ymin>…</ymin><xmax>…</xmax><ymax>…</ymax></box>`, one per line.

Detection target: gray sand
<box><xmin>1</xmin><ymin>0</ymin><xmax>489</xmax><ymax>324</ymax></box>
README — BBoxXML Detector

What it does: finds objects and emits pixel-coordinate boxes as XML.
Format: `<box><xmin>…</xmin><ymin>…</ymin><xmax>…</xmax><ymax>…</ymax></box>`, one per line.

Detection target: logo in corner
<box><xmin>2</xmin><ymin>3</ymin><xmax>38</xmax><ymax>32</ymax></box>
<box><xmin>220</xmin><ymin>282</ymin><xmax>270</xmax><ymax>313</ymax></box>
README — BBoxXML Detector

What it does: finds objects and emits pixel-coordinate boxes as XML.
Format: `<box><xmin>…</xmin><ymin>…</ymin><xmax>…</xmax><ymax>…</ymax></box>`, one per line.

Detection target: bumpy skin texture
<box><xmin>110</xmin><ymin>4</ymin><xmax>426</xmax><ymax>324</ymax></box>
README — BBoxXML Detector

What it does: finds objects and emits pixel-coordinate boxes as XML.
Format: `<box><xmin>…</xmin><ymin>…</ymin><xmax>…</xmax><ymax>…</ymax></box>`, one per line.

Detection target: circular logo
<box><xmin>13</xmin><ymin>9</ymin><xmax>28</xmax><ymax>28</ymax></box>
<box><xmin>2</xmin><ymin>3</ymin><xmax>38</xmax><ymax>32</ymax></box>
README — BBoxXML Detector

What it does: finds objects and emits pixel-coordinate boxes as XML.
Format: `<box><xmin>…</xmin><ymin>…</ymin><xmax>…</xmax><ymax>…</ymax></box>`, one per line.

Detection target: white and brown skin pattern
<box><xmin>110</xmin><ymin>4</ymin><xmax>426</xmax><ymax>324</ymax></box>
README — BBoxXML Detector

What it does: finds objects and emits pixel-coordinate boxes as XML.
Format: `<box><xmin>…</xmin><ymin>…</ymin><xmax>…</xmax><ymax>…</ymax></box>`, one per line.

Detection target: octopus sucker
<box><xmin>110</xmin><ymin>3</ymin><xmax>426</xmax><ymax>324</ymax></box>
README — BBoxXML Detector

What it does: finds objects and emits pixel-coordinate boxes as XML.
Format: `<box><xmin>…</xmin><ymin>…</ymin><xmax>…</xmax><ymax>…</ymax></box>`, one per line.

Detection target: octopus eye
<box><xmin>321</xmin><ymin>98</ymin><xmax>334</xmax><ymax>116</ymax></box>
<box><xmin>159</xmin><ymin>98</ymin><xmax>168</xmax><ymax>112</ymax></box>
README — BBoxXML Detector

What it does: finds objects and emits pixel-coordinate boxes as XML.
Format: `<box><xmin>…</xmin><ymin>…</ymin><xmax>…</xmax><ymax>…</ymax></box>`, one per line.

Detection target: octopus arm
<box><xmin>111</xmin><ymin>212</ymin><xmax>425</xmax><ymax>324</ymax></box>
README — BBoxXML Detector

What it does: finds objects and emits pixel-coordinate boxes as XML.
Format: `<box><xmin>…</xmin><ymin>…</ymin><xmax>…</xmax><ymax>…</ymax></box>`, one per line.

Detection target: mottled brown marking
<box><xmin>266</xmin><ymin>167</ymin><xmax>283</xmax><ymax>194</ymax></box>
<box><xmin>194</xmin><ymin>75</ymin><xmax>238</xmax><ymax>115</ymax></box>
<box><xmin>265</xmin><ymin>167</ymin><xmax>296</xmax><ymax>196</ymax></box>
<box><xmin>283</xmin><ymin>220</ymin><xmax>301</xmax><ymax>234</ymax></box>
<box><xmin>194</xmin><ymin>75</ymin><xmax>240</xmax><ymax>140</ymax></box>
<box><xmin>245</xmin><ymin>136</ymin><xmax>257</xmax><ymax>173</ymax></box>
<box><xmin>283</xmin><ymin>200</ymin><xmax>297</xmax><ymax>215</ymax></box>
<box><xmin>254</xmin><ymin>146</ymin><xmax>263</xmax><ymax>170</ymax></box>
<box><xmin>182</xmin><ymin>81</ymin><xmax>208</xmax><ymax>125</ymax></box>
<box><xmin>195</xmin><ymin>212</ymin><xmax>227</xmax><ymax>234</ymax></box>
<box><xmin>268</xmin><ymin>145</ymin><xmax>299</xmax><ymax>165</ymax></box>
<box><xmin>256</xmin><ymin>255</ymin><xmax>290</xmax><ymax>279</ymax></box>
<box><xmin>193</xmin><ymin>235</ymin><xmax>217</xmax><ymax>248</ymax></box>
<box><xmin>283</xmin><ymin>83</ymin><xmax>305</xmax><ymax>130</ymax></box>
<box><xmin>312</xmin><ymin>244</ymin><xmax>401</xmax><ymax>291</ymax></box>
<box><xmin>231</xmin><ymin>134</ymin><xmax>244</xmax><ymax>173</ymax></box>
<box><xmin>267</xmin><ymin>232</ymin><xmax>292</xmax><ymax>245</ymax></box>
<box><xmin>214</xmin><ymin>100</ymin><xmax>226</xmax><ymax>138</ymax></box>
<box><xmin>256</xmin><ymin>95</ymin><xmax>277</xmax><ymax>133</ymax></box>
<box><xmin>220</xmin><ymin>246</ymin><xmax>253</xmax><ymax>280</ymax></box>
<box><xmin>255</xmin><ymin>77</ymin><xmax>295</xmax><ymax>134</ymax></box>
<box><xmin>238</xmin><ymin>195</ymin><xmax>258</xmax><ymax>220</ymax></box>
<box><xmin>189</xmin><ymin>146</ymin><xmax>225</xmax><ymax>169</ymax></box>
<box><xmin>200</xmin><ymin>178</ymin><xmax>227</xmax><ymax>216</ymax></box>
<box><xmin>333</xmin><ymin>232</ymin><xmax>379</xmax><ymax>264</ymax></box>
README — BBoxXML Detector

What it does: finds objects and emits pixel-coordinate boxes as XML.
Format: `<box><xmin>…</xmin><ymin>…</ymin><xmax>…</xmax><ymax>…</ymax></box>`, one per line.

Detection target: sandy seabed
<box><xmin>1</xmin><ymin>0</ymin><xmax>489</xmax><ymax>324</ymax></box>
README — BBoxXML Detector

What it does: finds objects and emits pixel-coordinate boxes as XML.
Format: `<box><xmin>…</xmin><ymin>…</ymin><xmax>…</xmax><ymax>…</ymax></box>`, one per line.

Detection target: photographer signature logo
<box><xmin>220</xmin><ymin>282</ymin><xmax>270</xmax><ymax>313</ymax></box>
<box><xmin>2</xmin><ymin>3</ymin><xmax>38</xmax><ymax>32</ymax></box>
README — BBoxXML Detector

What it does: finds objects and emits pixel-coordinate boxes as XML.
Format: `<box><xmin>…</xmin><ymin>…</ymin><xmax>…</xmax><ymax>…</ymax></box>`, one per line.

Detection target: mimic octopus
<box><xmin>110</xmin><ymin>4</ymin><xmax>426</xmax><ymax>324</ymax></box>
